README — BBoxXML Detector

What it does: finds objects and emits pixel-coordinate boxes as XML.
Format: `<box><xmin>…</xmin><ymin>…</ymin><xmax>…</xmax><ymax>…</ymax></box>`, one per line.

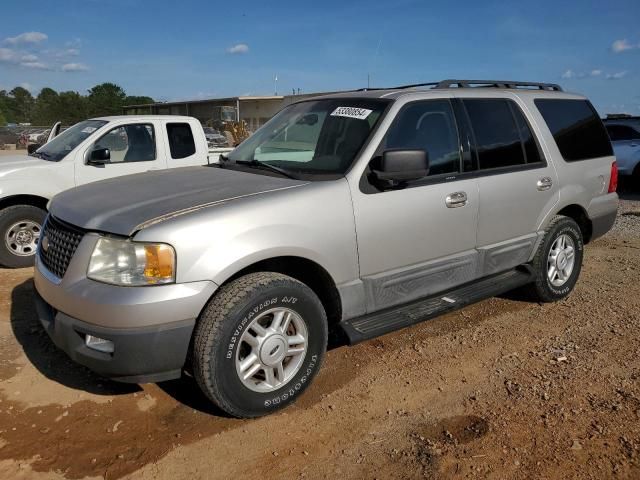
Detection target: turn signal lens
<box><xmin>143</xmin><ymin>244</ymin><xmax>175</xmax><ymax>284</ymax></box>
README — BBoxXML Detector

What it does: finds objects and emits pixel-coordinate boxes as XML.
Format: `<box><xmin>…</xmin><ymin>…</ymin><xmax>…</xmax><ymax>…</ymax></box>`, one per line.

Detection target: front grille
<box><xmin>39</xmin><ymin>216</ymin><xmax>85</xmax><ymax>279</ymax></box>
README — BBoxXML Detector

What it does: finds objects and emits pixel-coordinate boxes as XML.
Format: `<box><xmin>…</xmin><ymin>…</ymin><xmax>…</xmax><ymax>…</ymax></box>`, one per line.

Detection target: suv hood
<box><xmin>49</xmin><ymin>166</ymin><xmax>308</xmax><ymax>236</ymax></box>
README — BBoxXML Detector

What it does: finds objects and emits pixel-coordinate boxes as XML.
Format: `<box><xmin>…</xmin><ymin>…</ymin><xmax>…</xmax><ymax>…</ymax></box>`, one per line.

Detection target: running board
<box><xmin>339</xmin><ymin>268</ymin><xmax>533</xmax><ymax>345</ymax></box>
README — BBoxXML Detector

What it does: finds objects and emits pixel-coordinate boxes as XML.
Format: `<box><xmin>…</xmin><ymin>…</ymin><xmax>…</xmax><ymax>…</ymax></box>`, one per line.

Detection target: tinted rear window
<box><xmin>535</xmin><ymin>99</ymin><xmax>612</xmax><ymax>161</ymax></box>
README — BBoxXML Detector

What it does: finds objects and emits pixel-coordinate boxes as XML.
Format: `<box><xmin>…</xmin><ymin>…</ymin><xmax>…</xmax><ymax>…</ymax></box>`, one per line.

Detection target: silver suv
<box><xmin>34</xmin><ymin>80</ymin><xmax>618</xmax><ymax>417</ymax></box>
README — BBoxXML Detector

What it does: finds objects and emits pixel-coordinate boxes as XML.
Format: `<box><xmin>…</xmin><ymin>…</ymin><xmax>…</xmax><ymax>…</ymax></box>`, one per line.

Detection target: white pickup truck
<box><xmin>0</xmin><ymin>115</ymin><xmax>231</xmax><ymax>268</ymax></box>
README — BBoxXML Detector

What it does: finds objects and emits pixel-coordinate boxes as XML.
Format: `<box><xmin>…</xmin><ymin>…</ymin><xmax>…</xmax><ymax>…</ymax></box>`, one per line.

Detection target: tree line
<box><xmin>0</xmin><ymin>83</ymin><xmax>154</xmax><ymax>127</ymax></box>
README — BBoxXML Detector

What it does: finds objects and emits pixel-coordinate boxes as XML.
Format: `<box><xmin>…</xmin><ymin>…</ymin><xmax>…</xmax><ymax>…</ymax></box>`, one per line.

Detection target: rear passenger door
<box><xmin>458</xmin><ymin>97</ymin><xmax>559</xmax><ymax>276</ymax></box>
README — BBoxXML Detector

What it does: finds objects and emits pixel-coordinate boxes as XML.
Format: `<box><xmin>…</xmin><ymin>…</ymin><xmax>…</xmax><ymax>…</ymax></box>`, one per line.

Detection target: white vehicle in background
<box><xmin>0</xmin><ymin>115</ymin><xmax>231</xmax><ymax>268</ymax></box>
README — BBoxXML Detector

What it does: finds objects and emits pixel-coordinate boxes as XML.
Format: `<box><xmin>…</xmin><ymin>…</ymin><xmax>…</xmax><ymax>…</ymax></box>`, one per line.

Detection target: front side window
<box><xmin>382</xmin><ymin>100</ymin><xmax>460</xmax><ymax>176</ymax></box>
<box><xmin>463</xmin><ymin>99</ymin><xmax>526</xmax><ymax>170</ymax></box>
<box><xmin>36</xmin><ymin>120</ymin><xmax>108</xmax><ymax>162</ymax></box>
<box><xmin>167</xmin><ymin>123</ymin><xmax>196</xmax><ymax>159</ymax></box>
<box><xmin>93</xmin><ymin>124</ymin><xmax>156</xmax><ymax>163</ymax></box>
<box><xmin>228</xmin><ymin>99</ymin><xmax>388</xmax><ymax>176</ymax></box>
<box><xmin>535</xmin><ymin>99</ymin><xmax>613</xmax><ymax>161</ymax></box>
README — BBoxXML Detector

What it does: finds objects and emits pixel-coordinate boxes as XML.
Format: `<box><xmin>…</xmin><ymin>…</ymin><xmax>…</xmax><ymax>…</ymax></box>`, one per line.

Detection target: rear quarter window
<box><xmin>535</xmin><ymin>99</ymin><xmax>612</xmax><ymax>161</ymax></box>
<box><xmin>167</xmin><ymin>123</ymin><xmax>196</xmax><ymax>159</ymax></box>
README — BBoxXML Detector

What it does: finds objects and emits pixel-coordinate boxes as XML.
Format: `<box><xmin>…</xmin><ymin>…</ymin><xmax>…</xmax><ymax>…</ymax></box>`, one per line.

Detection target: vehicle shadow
<box><xmin>10</xmin><ymin>278</ymin><xmax>140</xmax><ymax>396</ymax></box>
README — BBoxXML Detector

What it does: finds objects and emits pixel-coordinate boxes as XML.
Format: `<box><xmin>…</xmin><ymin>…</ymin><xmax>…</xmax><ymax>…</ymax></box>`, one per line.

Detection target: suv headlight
<box><xmin>88</xmin><ymin>237</ymin><xmax>175</xmax><ymax>286</ymax></box>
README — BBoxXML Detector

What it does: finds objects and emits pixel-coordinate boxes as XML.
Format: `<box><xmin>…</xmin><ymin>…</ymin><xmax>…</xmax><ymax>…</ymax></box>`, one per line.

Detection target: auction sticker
<box><xmin>330</xmin><ymin>106</ymin><xmax>372</xmax><ymax>120</ymax></box>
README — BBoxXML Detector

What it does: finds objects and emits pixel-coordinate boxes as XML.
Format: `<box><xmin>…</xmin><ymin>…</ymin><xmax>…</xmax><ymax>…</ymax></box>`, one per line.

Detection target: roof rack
<box><xmin>432</xmin><ymin>79</ymin><xmax>563</xmax><ymax>91</ymax></box>
<box><xmin>359</xmin><ymin>79</ymin><xmax>563</xmax><ymax>92</ymax></box>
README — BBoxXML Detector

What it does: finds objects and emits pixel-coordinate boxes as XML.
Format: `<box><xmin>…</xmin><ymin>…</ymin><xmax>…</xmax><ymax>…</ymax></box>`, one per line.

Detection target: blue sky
<box><xmin>0</xmin><ymin>0</ymin><xmax>638</xmax><ymax>114</ymax></box>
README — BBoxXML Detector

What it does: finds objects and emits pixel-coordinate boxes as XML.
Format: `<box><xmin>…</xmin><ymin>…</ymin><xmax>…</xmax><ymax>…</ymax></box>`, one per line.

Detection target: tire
<box><xmin>193</xmin><ymin>272</ymin><xmax>328</xmax><ymax>418</ymax></box>
<box><xmin>525</xmin><ymin>215</ymin><xmax>584</xmax><ymax>303</ymax></box>
<box><xmin>0</xmin><ymin>205</ymin><xmax>46</xmax><ymax>268</ymax></box>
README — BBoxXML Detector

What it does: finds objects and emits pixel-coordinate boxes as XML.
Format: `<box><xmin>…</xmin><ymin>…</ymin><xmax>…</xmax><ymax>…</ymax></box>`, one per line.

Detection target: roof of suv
<box><xmin>312</xmin><ymin>79</ymin><xmax>585</xmax><ymax>102</ymax></box>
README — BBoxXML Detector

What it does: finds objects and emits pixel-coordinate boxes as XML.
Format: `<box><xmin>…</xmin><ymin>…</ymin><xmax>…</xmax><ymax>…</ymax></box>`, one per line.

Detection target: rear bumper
<box><xmin>588</xmin><ymin>193</ymin><xmax>618</xmax><ymax>241</ymax></box>
<box><xmin>34</xmin><ymin>290</ymin><xmax>194</xmax><ymax>383</ymax></box>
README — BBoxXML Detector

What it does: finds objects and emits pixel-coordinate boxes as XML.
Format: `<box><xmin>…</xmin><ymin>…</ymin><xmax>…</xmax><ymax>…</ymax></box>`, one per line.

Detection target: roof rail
<box><xmin>357</xmin><ymin>79</ymin><xmax>563</xmax><ymax>92</ymax></box>
<box><xmin>433</xmin><ymin>79</ymin><xmax>563</xmax><ymax>91</ymax></box>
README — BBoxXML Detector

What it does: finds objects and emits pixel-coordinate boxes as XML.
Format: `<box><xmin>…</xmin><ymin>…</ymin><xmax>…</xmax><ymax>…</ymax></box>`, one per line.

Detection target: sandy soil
<box><xmin>0</xmin><ymin>195</ymin><xmax>639</xmax><ymax>480</ymax></box>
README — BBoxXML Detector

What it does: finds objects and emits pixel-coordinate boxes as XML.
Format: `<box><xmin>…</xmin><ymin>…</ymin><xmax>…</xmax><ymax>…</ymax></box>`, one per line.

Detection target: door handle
<box><xmin>537</xmin><ymin>177</ymin><xmax>553</xmax><ymax>191</ymax></box>
<box><xmin>445</xmin><ymin>191</ymin><xmax>467</xmax><ymax>208</ymax></box>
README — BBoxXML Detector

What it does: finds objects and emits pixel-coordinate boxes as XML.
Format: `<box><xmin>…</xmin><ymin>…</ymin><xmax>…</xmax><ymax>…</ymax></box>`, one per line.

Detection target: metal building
<box><xmin>123</xmin><ymin>92</ymin><xmax>330</xmax><ymax>131</ymax></box>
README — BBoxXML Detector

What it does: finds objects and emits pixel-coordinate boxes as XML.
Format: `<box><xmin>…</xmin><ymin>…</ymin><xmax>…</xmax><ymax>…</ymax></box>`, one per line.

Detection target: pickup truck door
<box><xmin>456</xmin><ymin>96</ymin><xmax>559</xmax><ymax>276</ymax></box>
<box><xmin>161</xmin><ymin>121</ymin><xmax>210</xmax><ymax>168</ymax></box>
<box><xmin>75</xmin><ymin>121</ymin><xmax>168</xmax><ymax>186</ymax></box>
<box><xmin>351</xmin><ymin>98</ymin><xmax>480</xmax><ymax>313</ymax></box>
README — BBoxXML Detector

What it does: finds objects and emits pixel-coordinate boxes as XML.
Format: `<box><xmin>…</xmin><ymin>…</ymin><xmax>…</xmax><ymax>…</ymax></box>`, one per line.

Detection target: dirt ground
<box><xmin>0</xmin><ymin>194</ymin><xmax>639</xmax><ymax>480</ymax></box>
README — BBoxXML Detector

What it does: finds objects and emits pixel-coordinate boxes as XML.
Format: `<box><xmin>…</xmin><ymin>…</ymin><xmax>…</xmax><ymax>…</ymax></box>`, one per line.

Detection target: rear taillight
<box><xmin>608</xmin><ymin>161</ymin><xmax>618</xmax><ymax>193</ymax></box>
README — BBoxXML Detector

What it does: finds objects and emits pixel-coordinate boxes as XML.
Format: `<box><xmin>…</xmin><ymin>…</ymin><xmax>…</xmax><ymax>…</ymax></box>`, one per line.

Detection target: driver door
<box><xmin>351</xmin><ymin>98</ymin><xmax>480</xmax><ymax>313</ymax></box>
<box><xmin>75</xmin><ymin>122</ymin><xmax>167</xmax><ymax>186</ymax></box>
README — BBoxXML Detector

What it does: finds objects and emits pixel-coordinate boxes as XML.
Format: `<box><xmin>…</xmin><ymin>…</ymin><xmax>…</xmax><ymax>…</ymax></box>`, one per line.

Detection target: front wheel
<box><xmin>526</xmin><ymin>215</ymin><xmax>584</xmax><ymax>302</ymax></box>
<box><xmin>193</xmin><ymin>272</ymin><xmax>327</xmax><ymax>418</ymax></box>
<box><xmin>0</xmin><ymin>205</ymin><xmax>46</xmax><ymax>268</ymax></box>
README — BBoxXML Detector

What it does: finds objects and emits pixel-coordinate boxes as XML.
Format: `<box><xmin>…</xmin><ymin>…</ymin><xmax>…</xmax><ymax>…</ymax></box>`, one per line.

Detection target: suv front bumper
<box><xmin>33</xmin><ymin>249</ymin><xmax>217</xmax><ymax>383</ymax></box>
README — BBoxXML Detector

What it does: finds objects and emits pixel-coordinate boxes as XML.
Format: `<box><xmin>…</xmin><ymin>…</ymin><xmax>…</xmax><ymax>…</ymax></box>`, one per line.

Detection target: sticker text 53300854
<box><xmin>330</xmin><ymin>106</ymin><xmax>373</xmax><ymax>120</ymax></box>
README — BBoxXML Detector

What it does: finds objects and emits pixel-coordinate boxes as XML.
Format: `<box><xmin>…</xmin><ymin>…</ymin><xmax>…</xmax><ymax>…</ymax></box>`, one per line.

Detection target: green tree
<box><xmin>0</xmin><ymin>91</ymin><xmax>13</xmax><ymax>123</ymax></box>
<box><xmin>9</xmin><ymin>87</ymin><xmax>34</xmax><ymax>123</ymax></box>
<box><xmin>33</xmin><ymin>87</ymin><xmax>60</xmax><ymax>125</ymax></box>
<box><xmin>124</xmin><ymin>95</ymin><xmax>155</xmax><ymax>106</ymax></box>
<box><xmin>57</xmin><ymin>91</ymin><xmax>88</xmax><ymax>124</ymax></box>
<box><xmin>0</xmin><ymin>109</ymin><xmax>6</xmax><ymax>126</ymax></box>
<box><xmin>86</xmin><ymin>82</ymin><xmax>126</xmax><ymax>117</ymax></box>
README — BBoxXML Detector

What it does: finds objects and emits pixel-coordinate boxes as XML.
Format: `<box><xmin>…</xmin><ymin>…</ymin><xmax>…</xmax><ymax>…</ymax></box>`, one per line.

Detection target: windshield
<box><xmin>36</xmin><ymin>120</ymin><xmax>108</xmax><ymax>161</ymax></box>
<box><xmin>228</xmin><ymin>98</ymin><xmax>388</xmax><ymax>176</ymax></box>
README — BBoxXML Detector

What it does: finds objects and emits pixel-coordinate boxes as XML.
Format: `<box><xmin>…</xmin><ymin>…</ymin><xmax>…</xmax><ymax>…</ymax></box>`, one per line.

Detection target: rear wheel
<box><xmin>0</xmin><ymin>205</ymin><xmax>46</xmax><ymax>268</ymax></box>
<box><xmin>526</xmin><ymin>215</ymin><xmax>584</xmax><ymax>302</ymax></box>
<box><xmin>193</xmin><ymin>272</ymin><xmax>327</xmax><ymax>418</ymax></box>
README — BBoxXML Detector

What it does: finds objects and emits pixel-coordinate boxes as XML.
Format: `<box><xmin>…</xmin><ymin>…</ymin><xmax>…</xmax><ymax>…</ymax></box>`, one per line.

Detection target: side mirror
<box><xmin>372</xmin><ymin>149</ymin><xmax>429</xmax><ymax>187</ymax></box>
<box><xmin>88</xmin><ymin>147</ymin><xmax>110</xmax><ymax>165</ymax></box>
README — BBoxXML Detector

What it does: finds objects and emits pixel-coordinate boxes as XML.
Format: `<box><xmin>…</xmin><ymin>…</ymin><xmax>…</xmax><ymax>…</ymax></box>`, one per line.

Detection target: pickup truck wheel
<box><xmin>193</xmin><ymin>272</ymin><xmax>327</xmax><ymax>418</ymax></box>
<box><xmin>0</xmin><ymin>205</ymin><xmax>46</xmax><ymax>268</ymax></box>
<box><xmin>526</xmin><ymin>215</ymin><xmax>584</xmax><ymax>302</ymax></box>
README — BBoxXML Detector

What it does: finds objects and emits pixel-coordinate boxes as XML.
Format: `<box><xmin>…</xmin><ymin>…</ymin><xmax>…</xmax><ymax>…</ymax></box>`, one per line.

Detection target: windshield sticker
<box><xmin>330</xmin><ymin>106</ymin><xmax>373</xmax><ymax>120</ymax></box>
<box><xmin>81</xmin><ymin>127</ymin><xmax>97</xmax><ymax>134</ymax></box>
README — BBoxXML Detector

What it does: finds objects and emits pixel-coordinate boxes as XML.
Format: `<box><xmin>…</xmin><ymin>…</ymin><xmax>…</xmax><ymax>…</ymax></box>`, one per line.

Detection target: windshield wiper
<box><xmin>234</xmin><ymin>159</ymin><xmax>298</xmax><ymax>180</ymax></box>
<box><xmin>29</xmin><ymin>151</ymin><xmax>50</xmax><ymax>160</ymax></box>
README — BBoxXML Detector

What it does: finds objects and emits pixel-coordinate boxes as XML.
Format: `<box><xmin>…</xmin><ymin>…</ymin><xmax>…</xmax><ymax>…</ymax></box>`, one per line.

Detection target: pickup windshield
<box><xmin>227</xmin><ymin>98</ymin><xmax>389</xmax><ymax>176</ymax></box>
<box><xmin>36</xmin><ymin>120</ymin><xmax>108</xmax><ymax>161</ymax></box>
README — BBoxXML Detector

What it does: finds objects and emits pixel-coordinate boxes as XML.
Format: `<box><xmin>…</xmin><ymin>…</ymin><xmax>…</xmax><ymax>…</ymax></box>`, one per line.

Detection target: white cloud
<box><xmin>61</xmin><ymin>62</ymin><xmax>89</xmax><ymax>72</ymax></box>
<box><xmin>19</xmin><ymin>82</ymin><xmax>34</xmax><ymax>93</ymax></box>
<box><xmin>611</xmin><ymin>39</ymin><xmax>639</xmax><ymax>53</ymax></box>
<box><xmin>4</xmin><ymin>31</ymin><xmax>48</xmax><ymax>45</ymax></box>
<box><xmin>21</xmin><ymin>54</ymin><xmax>38</xmax><ymax>62</ymax></box>
<box><xmin>606</xmin><ymin>71</ymin><xmax>628</xmax><ymax>80</ymax></box>
<box><xmin>0</xmin><ymin>47</ymin><xmax>15</xmax><ymax>62</ymax></box>
<box><xmin>20</xmin><ymin>61</ymin><xmax>48</xmax><ymax>70</ymax></box>
<box><xmin>590</xmin><ymin>69</ymin><xmax>602</xmax><ymax>77</ymax></box>
<box><xmin>561</xmin><ymin>69</ymin><xmax>575</xmax><ymax>79</ymax></box>
<box><xmin>227</xmin><ymin>43</ymin><xmax>249</xmax><ymax>54</ymax></box>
